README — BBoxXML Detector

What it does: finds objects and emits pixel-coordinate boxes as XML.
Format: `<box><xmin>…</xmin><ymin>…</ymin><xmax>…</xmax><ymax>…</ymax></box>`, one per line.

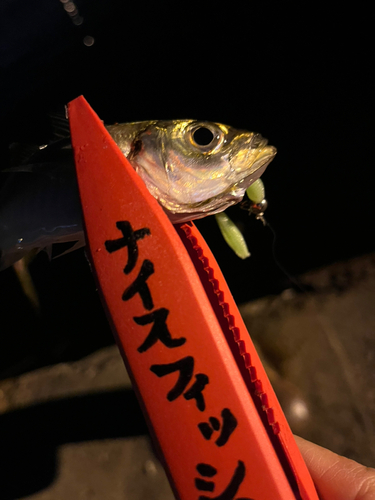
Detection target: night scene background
<box><xmin>0</xmin><ymin>1</ymin><xmax>374</xmax><ymax>498</ymax></box>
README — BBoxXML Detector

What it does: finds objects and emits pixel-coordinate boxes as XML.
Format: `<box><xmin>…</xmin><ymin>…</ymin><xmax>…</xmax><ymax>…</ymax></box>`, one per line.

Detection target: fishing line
<box><xmin>264</xmin><ymin>221</ymin><xmax>307</xmax><ymax>293</ymax></box>
<box><xmin>242</xmin><ymin>180</ymin><xmax>375</xmax><ymax>446</ymax></box>
<box><xmin>262</xmin><ymin>219</ymin><xmax>375</xmax><ymax>443</ymax></box>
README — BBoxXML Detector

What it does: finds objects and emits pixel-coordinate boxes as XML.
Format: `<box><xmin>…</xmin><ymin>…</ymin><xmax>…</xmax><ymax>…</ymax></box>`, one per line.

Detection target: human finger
<box><xmin>295</xmin><ymin>435</ymin><xmax>375</xmax><ymax>500</ymax></box>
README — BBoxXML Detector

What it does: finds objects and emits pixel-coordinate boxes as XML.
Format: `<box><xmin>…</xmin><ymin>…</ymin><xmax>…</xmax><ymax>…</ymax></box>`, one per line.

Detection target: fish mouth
<box><xmin>226</xmin><ymin>141</ymin><xmax>277</xmax><ymax>193</ymax></box>
<box><xmin>244</xmin><ymin>143</ymin><xmax>277</xmax><ymax>179</ymax></box>
<box><xmin>164</xmin><ymin>143</ymin><xmax>277</xmax><ymax>223</ymax></box>
<box><xmin>218</xmin><ymin>144</ymin><xmax>276</xmax><ymax>201</ymax></box>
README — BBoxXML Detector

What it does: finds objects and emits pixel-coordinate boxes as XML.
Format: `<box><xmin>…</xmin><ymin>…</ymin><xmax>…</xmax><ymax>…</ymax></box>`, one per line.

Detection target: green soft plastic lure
<box><xmin>215</xmin><ymin>178</ymin><xmax>268</xmax><ymax>259</ymax></box>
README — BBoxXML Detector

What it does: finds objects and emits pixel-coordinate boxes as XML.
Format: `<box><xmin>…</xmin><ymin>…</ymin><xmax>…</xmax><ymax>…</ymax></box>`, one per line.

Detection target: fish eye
<box><xmin>187</xmin><ymin>123</ymin><xmax>224</xmax><ymax>153</ymax></box>
<box><xmin>192</xmin><ymin>127</ymin><xmax>214</xmax><ymax>146</ymax></box>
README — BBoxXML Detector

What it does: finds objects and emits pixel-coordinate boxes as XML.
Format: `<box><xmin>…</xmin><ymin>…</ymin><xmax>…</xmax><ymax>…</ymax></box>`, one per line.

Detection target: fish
<box><xmin>0</xmin><ymin>119</ymin><xmax>276</xmax><ymax>270</ymax></box>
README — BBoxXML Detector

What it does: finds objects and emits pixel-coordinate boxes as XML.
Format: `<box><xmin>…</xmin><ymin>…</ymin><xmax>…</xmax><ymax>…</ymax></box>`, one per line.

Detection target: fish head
<box><xmin>120</xmin><ymin>120</ymin><xmax>276</xmax><ymax>222</ymax></box>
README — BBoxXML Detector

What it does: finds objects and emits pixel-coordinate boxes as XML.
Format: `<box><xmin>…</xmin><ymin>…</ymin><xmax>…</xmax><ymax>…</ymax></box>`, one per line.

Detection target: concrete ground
<box><xmin>1</xmin><ymin>253</ymin><xmax>375</xmax><ymax>499</ymax></box>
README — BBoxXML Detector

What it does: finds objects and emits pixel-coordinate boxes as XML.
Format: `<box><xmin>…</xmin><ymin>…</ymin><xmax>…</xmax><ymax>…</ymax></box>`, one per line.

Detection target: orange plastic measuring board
<box><xmin>68</xmin><ymin>96</ymin><xmax>319</xmax><ymax>500</ymax></box>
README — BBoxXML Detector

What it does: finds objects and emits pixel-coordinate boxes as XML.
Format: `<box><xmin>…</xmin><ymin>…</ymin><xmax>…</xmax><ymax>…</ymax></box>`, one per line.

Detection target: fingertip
<box><xmin>295</xmin><ymin>436</ymin><xmax>375</xmax><ymax>500</ymax></box>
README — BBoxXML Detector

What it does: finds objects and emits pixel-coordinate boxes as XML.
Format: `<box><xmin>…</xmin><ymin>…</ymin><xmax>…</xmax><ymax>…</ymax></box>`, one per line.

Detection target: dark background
<box><xmin>0</xmin><ymin>1</ymin><xmax>373</xmax><ymax>378</ymax></box>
